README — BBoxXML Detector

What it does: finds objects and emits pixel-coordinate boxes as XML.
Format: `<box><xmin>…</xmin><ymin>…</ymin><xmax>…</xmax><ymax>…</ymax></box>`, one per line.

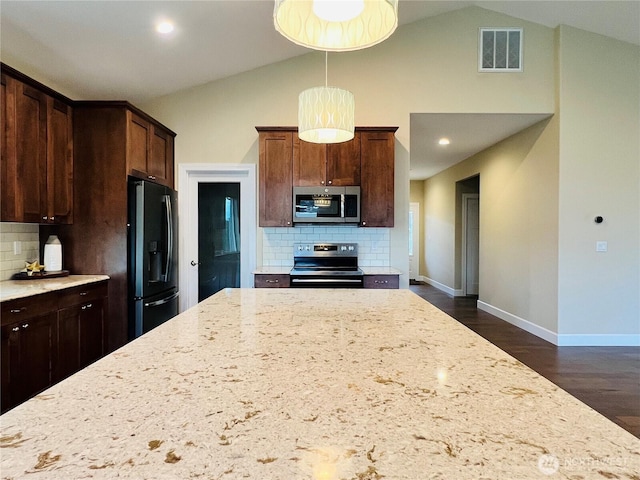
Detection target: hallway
<box><xmin>409</xmin><ymin>283</ymin><xmax>640</xmax><ymax>438</ymax></box>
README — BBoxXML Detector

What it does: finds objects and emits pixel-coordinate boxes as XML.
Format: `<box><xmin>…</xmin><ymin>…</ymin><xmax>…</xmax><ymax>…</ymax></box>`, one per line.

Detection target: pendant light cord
<box><xmin>325</xmin><ymin>51</ymin><xmax>328</xmax><ymax>87</ymax></box>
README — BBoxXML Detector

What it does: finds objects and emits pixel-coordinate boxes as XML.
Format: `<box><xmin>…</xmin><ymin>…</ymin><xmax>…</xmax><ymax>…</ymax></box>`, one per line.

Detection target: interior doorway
<box><xmin>458</xmin><ymin>175</ymin><xmax>480</xmax><ymax>296</ymax></box>
<box><xmin>178</xmin><ymin>164</ymin><xmax>256</xmax><ymax>312</ymax></box>
<box><xmin>409</xmin><ymin>202</ymin><xmax>420</xmax><ymax>281</ymax></box>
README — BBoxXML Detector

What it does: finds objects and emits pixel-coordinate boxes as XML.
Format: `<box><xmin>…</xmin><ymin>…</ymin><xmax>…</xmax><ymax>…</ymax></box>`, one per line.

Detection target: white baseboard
<box><xmin>555</xmin><ymin>334</ymin><xmax>640</xmax><ymax>347</ymax></box>
<box><xmin>477</xmin><ymin>301</ymin><xmax>558</xmax><ymax>344</ymax></box>
<box><xmin>423</xmin><ymin>277</ymin><xmax>464</xmax><ymax>297</ymax></box>
<box><xmin>477</xmin><ymin>301</ymin><xmax>640</xmax><ymax>346</ymax></box>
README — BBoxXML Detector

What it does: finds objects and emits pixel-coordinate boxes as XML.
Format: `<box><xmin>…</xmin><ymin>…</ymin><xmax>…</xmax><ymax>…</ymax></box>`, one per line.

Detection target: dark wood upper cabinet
<box><xmin>360</xmin><ymin>129</ymin><xmax>397</xmax><ymax>227</ymax></box>
<box><xmin>258</xmin><ymin>129</ymin><xmax>293</xmax><ymax>227</ymax></box>
<box><xmin>127</xmin><ymin>111</ymin><xmax>174</xmax><ymax>188</ymax></box>
<box><xmin>0</xmin><ymin>68</ymin><xmax>73</xmax><ymax>224</ymax></box>
<box><xmin>258</xmin><ymin>126</ymin><xmax>396</xmax><ymax>228</ymax></box>
<box><xmin>293</xmin><ymin>132</ymin><xmax>361</xmax><ymax>186</ymax></box>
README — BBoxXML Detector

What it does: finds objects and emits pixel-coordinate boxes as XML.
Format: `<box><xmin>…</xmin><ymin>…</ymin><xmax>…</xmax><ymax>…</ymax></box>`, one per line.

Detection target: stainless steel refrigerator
<box><xmin>128</xmin><ymin>179</ymin><xmax>179</xmax><ymax>339</ymax></box>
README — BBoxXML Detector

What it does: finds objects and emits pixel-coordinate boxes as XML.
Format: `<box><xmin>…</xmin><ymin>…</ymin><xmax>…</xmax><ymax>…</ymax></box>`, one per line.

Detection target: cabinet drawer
<box><xmin>254</xmin><ymin>274</ymin><xmax>290</xmax><ymax>288</ymax></box>
<box><xmin>58</xmin><ymin>281</ymin><xmax>108</xmax><ymax>309</ymax></box>
<box><xmin>1</xmin><ymin>293</ymin><xmax>57</xmax><ymax>325</ymax></box>
<box><xmin>363</xmin><ymin>275</ymin><xmax>399</xmax><ymax>289</ymax></box>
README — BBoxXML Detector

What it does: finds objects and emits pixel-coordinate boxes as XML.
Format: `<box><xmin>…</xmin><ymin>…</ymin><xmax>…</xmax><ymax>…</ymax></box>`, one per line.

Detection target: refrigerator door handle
<box><xmin>163</xmin><ymin>194</ymin><xmax>173</xmax><ymax>283</ymax></box>
<box><xmin>144</xmin><ymin>291</ymin><xmax>179</xmax><ymax>308</ymax></box>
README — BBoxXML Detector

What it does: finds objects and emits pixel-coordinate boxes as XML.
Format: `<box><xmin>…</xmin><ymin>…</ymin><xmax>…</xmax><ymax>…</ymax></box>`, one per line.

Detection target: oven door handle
<box><xmin>290</xmin><ymin>278</ymin><xmax>363</xmax><ymax>284</ymax></box>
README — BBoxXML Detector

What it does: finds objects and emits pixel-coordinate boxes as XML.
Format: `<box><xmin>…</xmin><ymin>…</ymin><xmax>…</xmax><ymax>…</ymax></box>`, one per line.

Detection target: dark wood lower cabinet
<box><xmin>0</xmin><ymin>280</ymin><xmax>107</xmax><ymax>413</ymax></box>
<box><xmin>1</xmin><ymin>311</ymin><xmax>56</xmax><ymax>412</ymax></box>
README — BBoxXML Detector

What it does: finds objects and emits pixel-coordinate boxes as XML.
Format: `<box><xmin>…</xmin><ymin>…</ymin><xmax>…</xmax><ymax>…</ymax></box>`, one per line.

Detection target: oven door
<box><xmin>290</xmin><ymin>272</ymin><xmax>364</xmax><ymax>288</ymax></box>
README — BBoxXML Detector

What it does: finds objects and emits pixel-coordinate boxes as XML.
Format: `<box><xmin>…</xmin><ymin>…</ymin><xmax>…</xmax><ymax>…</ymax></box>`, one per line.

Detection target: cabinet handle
<box><xmin>148</xmin><ymin>175</ymin><xmax>156</xmax><ymax>180</ymax></box>
<box><xmin>81</xmin><ymin>303</ymin><xmax>93</xmax><ymax>310</ymax></box>
<box><xmin>12</xmin><ymin>327</ymin><xmax>19</xmax><ymax>332</ymax></box>
<box><xmin>374</xmin><ymin>280</ymin><xmax>389</xmax><ymax>284</ymax></box>
<box><xmin>10</xmin><ymin>308</ymin><xmax>26</xmax><ymax>314</ymax></box>
<box><xmin>79</xmin><ymin>292</ymin><xmax>88</xmax><ymax>296</ymax></box>
<box><xmin>265</xmin><ymin>279</ymin><xmax>279</xmax><ymax>284</ymax></box>
<box><xmin>21</xmin><ymin>323</ymin><xmax>29</xmax><ymax>329</ymax></box>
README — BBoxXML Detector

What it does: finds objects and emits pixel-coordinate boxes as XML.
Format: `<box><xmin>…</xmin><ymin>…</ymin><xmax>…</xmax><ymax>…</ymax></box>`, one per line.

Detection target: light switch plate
<box><xmin>596</xmin><ymin>241</ymin><xmax>608</xmax><ymax>252</ymax></box>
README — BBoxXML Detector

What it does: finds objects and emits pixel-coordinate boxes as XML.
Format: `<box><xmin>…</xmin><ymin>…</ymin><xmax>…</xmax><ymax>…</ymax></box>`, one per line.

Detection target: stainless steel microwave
<box><xmin>293</xmin><ymin>186</ymin><xmax>360</xmax><ymax>224</ymax></box>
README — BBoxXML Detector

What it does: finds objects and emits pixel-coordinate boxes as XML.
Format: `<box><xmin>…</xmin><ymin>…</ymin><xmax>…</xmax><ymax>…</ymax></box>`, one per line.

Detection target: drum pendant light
<box><xmin>274</xmin><ymin>0</ymin><xmax>398</xmax><ymax>51</ymax></box>
<box><xmin>298</xmin><ymin>52</ymin><xmax>354</xmax><ymax>144</ymax></box>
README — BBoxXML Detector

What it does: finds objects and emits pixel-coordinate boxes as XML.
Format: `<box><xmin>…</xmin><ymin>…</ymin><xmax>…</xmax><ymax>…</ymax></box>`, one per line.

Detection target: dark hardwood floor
<box><xmin>409</xmin><ymin>282</ymin><xmax>640</xmax><ymax>438</ymax></box>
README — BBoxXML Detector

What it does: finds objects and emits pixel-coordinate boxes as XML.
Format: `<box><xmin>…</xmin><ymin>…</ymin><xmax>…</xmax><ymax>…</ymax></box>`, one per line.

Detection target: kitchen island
<box><xmin>1</xmin><ymin>289</ymin><xmax>638</xmax><ymax>479</ymax></box>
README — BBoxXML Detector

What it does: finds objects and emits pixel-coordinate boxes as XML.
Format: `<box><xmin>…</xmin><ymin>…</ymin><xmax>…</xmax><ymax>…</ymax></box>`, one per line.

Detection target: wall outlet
<box><xmin>596</xmin><ymin>241</ymin><xmax>608</xmax><ymax>252</ymax></box>
<box><xmin>13</xmin><ymin>241</ymin><xmax>22</xmax><ymax>255</ymax></box>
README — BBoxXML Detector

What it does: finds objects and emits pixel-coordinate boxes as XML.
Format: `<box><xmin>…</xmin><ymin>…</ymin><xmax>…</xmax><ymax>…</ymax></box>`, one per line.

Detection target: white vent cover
<box><xmin>479</xmin><ymin>28</ymin><xmax>523</xmax><ymax>72</ymax></box>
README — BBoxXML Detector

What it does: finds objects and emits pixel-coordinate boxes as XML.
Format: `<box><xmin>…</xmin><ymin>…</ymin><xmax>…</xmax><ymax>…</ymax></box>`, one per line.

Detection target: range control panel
<box><xmin>294</xmin><ymin>243</ymin><xmax>358</xmax><ymax>257</ymax></box>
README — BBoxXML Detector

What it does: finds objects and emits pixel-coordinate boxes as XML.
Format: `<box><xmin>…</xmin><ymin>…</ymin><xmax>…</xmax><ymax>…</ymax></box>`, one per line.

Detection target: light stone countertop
<box><xmin>252</xmin><ymin>266</ymin><xmax>292</xmax><ymax>274</ymax></box>
<box><xmin>1</xmin><ymin>288</ymin><xmax>638</xmax><ymax>479</ymax></box>
<box><xmin>0</xmin><ymin>274</ymin><xmax>110</xmax><ymax>302</ymax></box>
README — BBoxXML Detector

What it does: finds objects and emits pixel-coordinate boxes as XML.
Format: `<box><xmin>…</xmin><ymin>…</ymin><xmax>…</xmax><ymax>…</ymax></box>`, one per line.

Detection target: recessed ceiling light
<box><xmin>438</xmin><ymin>138</ymin><xmax>450</xmax><ymax>145</ymax></box>
<box><xmin>156</xmin><ymin>21</ymin><xmax>174</xmax><ymax>35</ymax></box>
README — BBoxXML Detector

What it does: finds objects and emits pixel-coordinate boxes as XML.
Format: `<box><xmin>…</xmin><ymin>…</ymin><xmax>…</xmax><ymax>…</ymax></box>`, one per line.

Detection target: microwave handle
<box><xmin>341</xmin><ymin>194</ymin><xmax>345</xmax><ymax>218</ymax></box>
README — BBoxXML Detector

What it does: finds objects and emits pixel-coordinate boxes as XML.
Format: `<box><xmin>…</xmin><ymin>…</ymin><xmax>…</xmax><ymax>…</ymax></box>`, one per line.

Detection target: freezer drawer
<box><xmin>131</xmin><ymin>289</ymin><xmax>179</xmax><ymax>339</ymax></box>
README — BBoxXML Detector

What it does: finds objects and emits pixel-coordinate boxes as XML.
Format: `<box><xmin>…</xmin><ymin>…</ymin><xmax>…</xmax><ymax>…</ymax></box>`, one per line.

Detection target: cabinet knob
<box><xmin>80</xmin><ymin>292</ymin><xmax>88</xmax><ymax>296</ymax></box>
<box><xmin>362</xmin><ymin>221</ymin><xmax>367</xmax><ymax>226</ymax></box>
<box><xmin>81</xmin><ymin>303</ymin><xmax>93</xmax><ymax>310</ymax></box>
<box><xmin>42</xmin><ymin>216</ymin><xmax>48</xmax><ymax>221</ymax></box>
<box><xmin>49</xmin><ymin>216</ymin><xmax>55</xmax><ymax>221</ymax></box>
<box><xmin>10</xmin><ymin>308</ymin><xmax>25</xmax><ymax>314</ymax></box>
<box><xmin>21</xmin><ymin>323</ymin><xmax>29</xmax><ymax>329</ymax></box>
<box><xmin>327</xmin><ymin>180</ymin><xmax>332</xmax><ymax>185</ymax></box>
<box><xmin>286</xmin><ymin>221</ymin><xmax>291</xmax><ymax>225</ymax></box>
<box><xmin>12</xmin><ymin>327</ymin><xmax>19</xmax><ymax>332</ymax></box>
<box><xmin>148</xmin><ymin>175</ymin><xmax>157</xmax><ymax>180</ymax></box>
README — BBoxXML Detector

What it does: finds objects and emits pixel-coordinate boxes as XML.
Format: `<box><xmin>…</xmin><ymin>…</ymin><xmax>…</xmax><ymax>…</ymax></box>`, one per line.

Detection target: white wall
<box><xmin>557</xmin><ymin>26</ymin><xmax>640</xmax><ymax>344</ymax></box>
<box><xmin>141</xmin><ymin>7</ymin><xmax>556</xmax><ymax>290</ymax></box>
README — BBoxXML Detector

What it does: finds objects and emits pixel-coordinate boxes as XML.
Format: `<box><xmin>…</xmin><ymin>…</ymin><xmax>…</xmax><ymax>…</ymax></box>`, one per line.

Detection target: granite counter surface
<box><xmin>0</xmin><ymin>274</ymin><xmax>110</xmax><ymax>302</ymax></box>
<box><xmin>1</xmin><ymin>289</ymin><xmax>638</xmax><ymax>479</ymax></box>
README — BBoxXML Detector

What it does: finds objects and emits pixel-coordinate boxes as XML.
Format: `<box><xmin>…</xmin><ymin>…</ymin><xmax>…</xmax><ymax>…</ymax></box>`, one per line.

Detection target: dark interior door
<box><xmin>198</xmin><ymin>183</ymin><xmax>240</xmax><ymax>301</ymax></box>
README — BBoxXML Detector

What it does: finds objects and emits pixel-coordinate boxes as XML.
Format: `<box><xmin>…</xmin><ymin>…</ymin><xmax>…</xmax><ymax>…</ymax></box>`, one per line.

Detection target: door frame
<box><xmin>409</xmin><ymin>202</ymin><xmax>420</xmax><ymax>281</ymax></box>
<box><xmin>178</xmin><ymin>163</ymin><xmax>256</xmax><ymax>312</ymax></box>
<box><xmin>461</xmin><ymin>193</ymin><xmax>480</xmax><ymax>296</ymax></box>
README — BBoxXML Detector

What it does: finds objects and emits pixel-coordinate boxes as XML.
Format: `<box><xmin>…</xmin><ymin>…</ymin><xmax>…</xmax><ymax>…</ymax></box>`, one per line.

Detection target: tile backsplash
<box><xmin>0</xmin><ymin>223</ymin><xmax>40</xmax><ymax>280</ymax></box>
<box><xmin>262</xmin><ymin>226</ymin><xmax>390</xmax><ymax>267</ymax></box>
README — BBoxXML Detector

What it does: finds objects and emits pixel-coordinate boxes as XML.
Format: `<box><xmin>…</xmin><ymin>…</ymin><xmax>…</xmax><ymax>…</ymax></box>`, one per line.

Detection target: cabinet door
<box><xmin>259</xmin><ymin>131</ymin><xmax>293</xmax><ymax>227</ymax></box>
<box><xmin>1</xmin><ymin>73</ymin><xmax>20</xmax><ymax>222</ymax></box>
<box><xmin>293</xmin><ymin>136</ymin><xmax>326</xmax><ymax>186</ymax></box>
<box><xmin>360</xmin><ymin>131</ymin><xmax>395</xmax><ymax>227</ymax></box>
<box><xmin>1</xmin><ymin>312</ymin><xmax>57</xmax><ymax>412</ymax></box>
<box><xmin>16</xmin><ymin>83</ymin><xmax>48</xmax><ymax>223</ymax></box>
<box><xmin>1</xmin><ymin>323</ymin><xmax>19</xmax><ymax>412</ymax></box>
<box><xmin>47</xmin><ymin>97</ymin><xmax>73</xmax><ymax>224</ymax></box>
<box><xmin>127</xmin><ymin>111</ymin><xmax>150</xmax><ymax>176</ymax></box>
<box><xmin>56</xmin><ymin>305</ymin><xmax>81</xmax><ymax>380</ymax></box>
<box><xmin>78</xmin><ymin>297</ymin><xmax>105</xmax><ymax>368</ymax></box>
<box><xmin>149</xmin><ymin>125</ymin><xmax>174</xmax><ymax>187</ymax></box>
<box><xmin>326</xmin><ymin>132</ymin><xmax>361</xmax><ymax>186</ymax></box>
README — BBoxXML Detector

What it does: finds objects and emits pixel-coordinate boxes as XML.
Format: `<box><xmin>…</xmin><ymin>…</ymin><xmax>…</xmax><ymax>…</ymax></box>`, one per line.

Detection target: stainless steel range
<box><xmin>289</xmin><ymin>243</ymin><xmax>364</xmax><ymax>288</ymax></box>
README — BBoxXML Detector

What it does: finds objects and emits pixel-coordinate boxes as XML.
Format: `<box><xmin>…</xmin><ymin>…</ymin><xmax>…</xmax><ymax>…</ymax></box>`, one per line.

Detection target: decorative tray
<box><xmin>11</xmin><ymin>270</ymin><xmax>70</xmax><ymax>280</ymax></box>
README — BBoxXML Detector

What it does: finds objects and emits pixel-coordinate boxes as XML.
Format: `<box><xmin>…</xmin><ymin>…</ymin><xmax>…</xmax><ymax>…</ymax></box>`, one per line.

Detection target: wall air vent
<box><xmin>479</xmin><ymin>28</ymin><xmax>523</xmax><ymax>72</ymax></box>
